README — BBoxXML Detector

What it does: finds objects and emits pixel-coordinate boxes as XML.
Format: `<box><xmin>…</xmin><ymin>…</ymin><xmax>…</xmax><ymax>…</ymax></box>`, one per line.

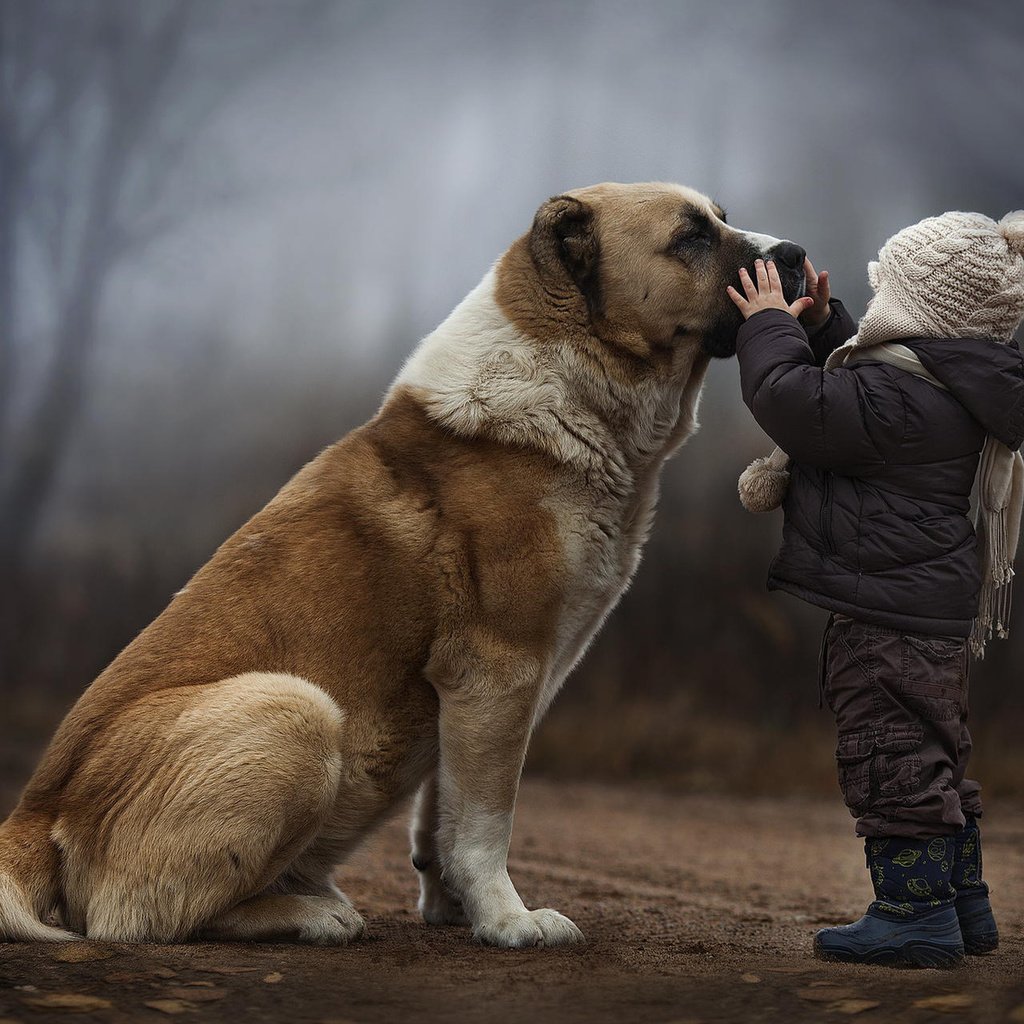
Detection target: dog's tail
<box><xmin>0</xmin><ymin>811</ymin><xmax>77</xmax><ymax>941</ymax></box>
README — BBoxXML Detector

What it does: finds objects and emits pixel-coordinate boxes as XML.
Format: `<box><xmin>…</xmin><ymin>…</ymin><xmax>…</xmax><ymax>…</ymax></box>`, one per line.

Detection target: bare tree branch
<box><xmin>0</xmin><ymin>0</ymin><xmax>337</xmax><ymax>689</ymax></box>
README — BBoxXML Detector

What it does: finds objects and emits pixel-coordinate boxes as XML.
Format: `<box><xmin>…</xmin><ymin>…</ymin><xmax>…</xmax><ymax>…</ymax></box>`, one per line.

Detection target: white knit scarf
<box><xmin>738</xmin><ymin>337</ymin><xmax>1024</xmax><ymax>657</ymax></box>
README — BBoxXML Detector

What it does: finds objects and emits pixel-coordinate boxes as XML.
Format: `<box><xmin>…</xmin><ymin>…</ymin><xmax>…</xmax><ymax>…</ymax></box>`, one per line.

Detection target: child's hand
<box><xmin>800</xmin><ymin>257</ymin><xmax>831</xmax><ymax>327</ymax></box>
<box><xmin>727</xmin><ymin>259</ymin><xmax>815</xmax><ymax>321</ymax></box>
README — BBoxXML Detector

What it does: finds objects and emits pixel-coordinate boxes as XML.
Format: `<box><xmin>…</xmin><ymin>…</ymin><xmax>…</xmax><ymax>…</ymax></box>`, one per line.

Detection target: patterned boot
<box><xmin>814</xmin><ymin>837</ymin><xmax>964</xmax><ymax>968</ymax></box>
<box><xmin>953</xmin><ymin>817</ymin><xmax>998</xmax><ymax>954</ymax></box>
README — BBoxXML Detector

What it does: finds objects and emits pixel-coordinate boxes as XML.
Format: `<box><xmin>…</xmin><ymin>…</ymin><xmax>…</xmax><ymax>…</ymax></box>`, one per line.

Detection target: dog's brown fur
<box><xmin>0</xmin><ymin>182</ymin><xmax>791</xmax><ymax>948</ymax></box>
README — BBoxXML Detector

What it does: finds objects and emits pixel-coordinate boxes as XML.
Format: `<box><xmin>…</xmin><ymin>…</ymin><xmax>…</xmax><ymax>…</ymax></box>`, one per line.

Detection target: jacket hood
<box><xmin>903</xmin><ymin>337</ymin><xmax>1024</xmax><ymax>450</ymax></box>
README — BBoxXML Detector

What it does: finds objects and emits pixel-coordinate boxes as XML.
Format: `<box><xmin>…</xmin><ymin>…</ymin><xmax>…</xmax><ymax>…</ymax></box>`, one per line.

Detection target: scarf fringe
<box><xmin>970</xmin><ymin>502</ymin><xmax>1019</xmax><ymax>658</ymax></box>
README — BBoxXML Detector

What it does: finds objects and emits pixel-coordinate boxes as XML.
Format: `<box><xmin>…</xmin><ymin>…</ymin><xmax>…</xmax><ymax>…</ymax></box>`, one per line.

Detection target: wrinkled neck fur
<box><xmin>389</xmin><ymin>268</ymin><xmax>705</xmax><ymax>488</ymax></box>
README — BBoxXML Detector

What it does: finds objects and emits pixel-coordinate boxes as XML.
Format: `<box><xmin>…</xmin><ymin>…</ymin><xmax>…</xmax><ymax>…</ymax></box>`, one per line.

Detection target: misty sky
<box><xmin>104</xmin><ymin>0</ymin><xmax>1023</xmax><ymax>367</ymax></box>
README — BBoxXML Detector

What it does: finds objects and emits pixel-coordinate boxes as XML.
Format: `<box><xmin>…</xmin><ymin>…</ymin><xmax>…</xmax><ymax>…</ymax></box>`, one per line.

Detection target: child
<box><xmin>727</xmin><ymin>211</ymin><xmax>1024</xmax><ymax>967</ymax></box>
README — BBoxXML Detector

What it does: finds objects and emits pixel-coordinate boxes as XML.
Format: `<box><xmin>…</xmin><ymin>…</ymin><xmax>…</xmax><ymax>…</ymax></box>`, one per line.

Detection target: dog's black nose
<box><xmin>769</xmin><ymin>241</ymin><xmax>806</xmax><ymax>270</ymax></box>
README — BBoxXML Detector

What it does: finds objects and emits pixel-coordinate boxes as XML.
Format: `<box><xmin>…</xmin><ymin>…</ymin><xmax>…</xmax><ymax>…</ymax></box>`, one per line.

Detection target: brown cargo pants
<box><xmin>821</xmin><ymin>613</ymin><xmax>982</xmax><ymax>839</ymax></box>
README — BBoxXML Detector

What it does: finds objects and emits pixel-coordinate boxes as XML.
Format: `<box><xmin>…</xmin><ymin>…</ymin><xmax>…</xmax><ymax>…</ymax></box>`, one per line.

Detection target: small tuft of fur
<box><xmin>1000</xmin><ymin>211</ymin><xmax>1024</xmax><ymax>257</ymax></box>
<box><xmin>0</xmin><ymin>874</ymin><xmax>78</xmax><ymax>942</ymax></box>
<box><xmin>738</xmin><ymin>453</ymin><xmax>790</xmax><ymax>513</ymax></box>
<box><xmin>0</xmin><ymin>815</ymin><xmax>79</xmax><ymax>942</ymax></box>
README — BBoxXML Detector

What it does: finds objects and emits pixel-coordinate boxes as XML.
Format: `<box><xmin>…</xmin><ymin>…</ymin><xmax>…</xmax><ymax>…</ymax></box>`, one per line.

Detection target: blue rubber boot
<box><xmin>814</xmin><ymin>837</ymin><xmax>964</xmax><ymax>968</ymax></box>
<box><xmin>953</xmin><ymin>817</ymin><xmax>998</xmax><ymax>954</ymax></box>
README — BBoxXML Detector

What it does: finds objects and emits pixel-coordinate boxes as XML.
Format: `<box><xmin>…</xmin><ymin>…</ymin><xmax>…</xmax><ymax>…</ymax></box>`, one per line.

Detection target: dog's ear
<box><xmin>529</xmin><ymin>195</ymin><xmax>601</xmax><ymax>316</ymax></box>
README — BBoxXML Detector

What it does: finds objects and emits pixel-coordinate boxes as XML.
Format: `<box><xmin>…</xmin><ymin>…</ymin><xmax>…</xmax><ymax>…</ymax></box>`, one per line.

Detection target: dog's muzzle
<box><xmin>766</xmin><ymin>240</ymin><xmax>807</xmax><ymax>301</ymax></box>
<box><xmin>704</xmin><ymin>236</ymin><xmax>809</xmax><ymax>359</ymax></box>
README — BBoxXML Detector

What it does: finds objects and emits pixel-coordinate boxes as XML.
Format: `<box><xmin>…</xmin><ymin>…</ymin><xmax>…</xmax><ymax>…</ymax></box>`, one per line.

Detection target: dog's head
<box><xmin>523</xmin><ymin>181</ymin><xmax>805</xmax><ymax>360</ymax></box>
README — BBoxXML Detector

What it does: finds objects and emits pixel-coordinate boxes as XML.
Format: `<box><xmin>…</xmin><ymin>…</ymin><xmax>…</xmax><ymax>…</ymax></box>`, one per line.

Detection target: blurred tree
<box><xmin>0</xmin><ymin>0</ymin><xmax>338</xmax><ymax>688</ymax></box>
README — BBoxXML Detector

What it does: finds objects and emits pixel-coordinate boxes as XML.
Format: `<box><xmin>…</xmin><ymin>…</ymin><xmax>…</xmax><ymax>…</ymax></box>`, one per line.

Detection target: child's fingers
<box><xmin>726</xmin><ymin>284</ymin><xmax>748</xmax><ymax>312</ymax></box>
<box><xmin>817</xmin><ymin>269</ymin><xmax>830</xmax><ymax>303</ymax></box>
<box><xmin>804</xmin><ymin>256</ymin><xmax>818</xmax><ymax>291</ymax></box>
<box><xmin>766</xmin><ymin>259</ymin><xmax>784</xmax><ymax>293</ymax></box>
<box><xmin>788</xmin><ymin>296</ymin><xmax>815</xmax><ymax>318</ymax></box>
<box><xmin>754</xmin><ymin>258</ymin><xmax>770</xmax><ymax>292</ymax></box>
<box><xmin>739</xmin><ymin>267</ymin><xmax>758</xmax><ymax>300</ymax></box>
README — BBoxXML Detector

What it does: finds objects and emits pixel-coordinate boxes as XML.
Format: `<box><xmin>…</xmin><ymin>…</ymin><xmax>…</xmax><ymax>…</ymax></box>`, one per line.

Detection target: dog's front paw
<box><xmin>473</xmin><ymin>908</ymin><xmax>585</xmax><ymax>949</ymax></box>
<box><xmin>419</xmin><ymin>883</ymin><xmax>469</xmax><ymax>927</ymax></box>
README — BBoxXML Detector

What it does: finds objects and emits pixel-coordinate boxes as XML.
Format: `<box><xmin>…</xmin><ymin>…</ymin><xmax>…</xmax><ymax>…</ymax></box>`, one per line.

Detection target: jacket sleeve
<box><xmin>735</xmin><ymin>308</ymin><xmax>890</xmax><ymax>471</ymax></box>
<box><xmin>803</xmin><ymin>299</ymin><xmax>856</xmax><ymax>367</ymax></box>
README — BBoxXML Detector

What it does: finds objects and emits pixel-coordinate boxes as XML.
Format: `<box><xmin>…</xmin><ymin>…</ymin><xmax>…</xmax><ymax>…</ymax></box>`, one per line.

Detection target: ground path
<box><xmin>2</xmin><ymin>781</ymin><xmax>1022</xmax><ymax>1022</ymax></box>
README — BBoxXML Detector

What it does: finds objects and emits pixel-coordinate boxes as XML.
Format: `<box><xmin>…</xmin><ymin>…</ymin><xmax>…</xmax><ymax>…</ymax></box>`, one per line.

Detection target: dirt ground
<box><xmin>1</xmin><ymin>781</ymin><xmax>1021</xmax><ymax>1024</ymax></box>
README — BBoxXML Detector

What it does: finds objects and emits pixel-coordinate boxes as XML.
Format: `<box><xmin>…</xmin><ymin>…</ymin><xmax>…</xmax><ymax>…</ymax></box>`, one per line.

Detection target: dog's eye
<box><xmin>670</xmin><ymin>230</ymin><xmax>712</xmax><ymax>257</ymax></box>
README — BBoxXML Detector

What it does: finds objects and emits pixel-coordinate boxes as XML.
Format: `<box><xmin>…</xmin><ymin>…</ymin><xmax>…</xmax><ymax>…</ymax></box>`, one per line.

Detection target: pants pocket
<box><xmin>875</xmin><ymin>725</ymin><xmax>923</xmax><ymax>798</ymax></box>
<box><xmin>836</xmin><ymin>725</ymin><xmax>924</xmax><ymax>814</ymax></box>
<box><xmin>836</xmin><ymin>728</ymin><xmax>874</xmax><ymax>816</ymax></box>
<box><xmin>901</xmin><ymin>634</ymin><xmax>966</xmax><ymax>722</ymax></box>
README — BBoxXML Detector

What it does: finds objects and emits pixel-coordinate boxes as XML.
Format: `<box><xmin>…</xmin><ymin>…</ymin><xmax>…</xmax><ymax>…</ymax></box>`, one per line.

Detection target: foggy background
<box><xmin>2</xmin><ymin>0</ymin><xmax>1023</xmax><ymax>809</ymax></box>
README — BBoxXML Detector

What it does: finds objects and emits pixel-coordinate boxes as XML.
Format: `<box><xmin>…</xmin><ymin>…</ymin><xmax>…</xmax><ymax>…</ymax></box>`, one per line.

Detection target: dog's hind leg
<box><xmin>60</xmin><ymin>672</ymin><xmax>350</xmax><ymax>943</ymax></box>
<box><xmin>203</xmin><ymin>830</ymin><xmax>368</xmax><ymax>944</ymax></box>
<box><xmin>200</xmin><ymin>892</ymin><xmax>364</xmax><ymax>944</ymax></box>
<box><xmin>410</xmin><ymin>771</ymin><xmax>467</xmax><ymax>926</ymax></box>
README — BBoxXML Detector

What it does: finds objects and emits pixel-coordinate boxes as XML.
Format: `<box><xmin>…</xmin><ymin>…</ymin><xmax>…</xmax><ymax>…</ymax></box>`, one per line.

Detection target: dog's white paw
<box><xmin>419</xmin><ymin>884</ymin><xmax>469</xmax><ymax>927</ymax></box>
<box><xmin>473</xmin><ymin>907</ymin><xmax>585</xmax><ymax>949</ymax></box>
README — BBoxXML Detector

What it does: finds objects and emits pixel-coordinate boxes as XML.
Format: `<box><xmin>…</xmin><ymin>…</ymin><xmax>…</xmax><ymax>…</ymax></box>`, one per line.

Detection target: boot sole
<box><xmin>813</xmin><ymin>935</ymin><xmax>964</xmax><ymax>969</ymax></box>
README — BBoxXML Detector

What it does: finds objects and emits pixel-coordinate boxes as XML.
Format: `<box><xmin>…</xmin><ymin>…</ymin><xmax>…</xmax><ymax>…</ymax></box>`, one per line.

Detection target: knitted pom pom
<box><xmin>867</xmin><ymin>259</ymin><xmax>881</xmax><ymax>290</ymax></box>
<box><xmin>738</xmin><ymin>451</ymin><xmax>791</xmax><ymax>513</ymax></box>
<box><xmin>1000</xmin><ymin>211</ymin><xmax>1024</xmax><ymax>257</ymax></box>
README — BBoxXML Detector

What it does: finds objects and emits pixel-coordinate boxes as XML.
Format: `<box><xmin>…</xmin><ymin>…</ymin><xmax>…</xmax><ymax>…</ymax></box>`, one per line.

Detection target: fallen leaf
<box><xmin>797</xmin><ymin>987</ymin><xmax>858</xmax><ymax>1003</ymax></box>
<box><xmin>52</xmin><ymin>944</ymin><xmax>116</xmax><ymax>964</ymax></box>
<box><xmin>263</xmin><ymin>972</ymin><xmax>284</xmax><ymax>984</ymax></box>
<box><xmin>830</xmin><ymin>1000</ymin><xmax>881</xmax><ymax>1016</ymax></box>
<box><xmin>912</xmin><ymin>994</ymin><xmax>975</xmax><ymax>1012</ymax></box>
<box><xmin>21</xmin><ymin>993</ymin><xmax>113</xmax><ymax>1013</ymax></box>
<box><xmin>144</xmin><ymin>1000</ymin><xmax>195</xmax><ymax>1016</ymax></box>
<box><xmin>196</xmin><ymin>966</ymin><xmax>259</xmax><ymax>975</ymax></box>
<box><xmin>740</xmin><ymin>973</ymin><xmax>761</xmax><ymax>984</ymax></box>
<box><xmin>151</xmin><ymin>968</ymin><xmax>178</xmax><ymax>979</ymax></box>
<box><xmin>163</xmin><ymin>988</ymin><xmax>225</xmax><ymax>1003</ymax></box>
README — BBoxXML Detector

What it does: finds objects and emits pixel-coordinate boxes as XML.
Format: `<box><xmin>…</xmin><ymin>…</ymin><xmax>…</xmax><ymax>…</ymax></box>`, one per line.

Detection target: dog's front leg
<box><xmin>433</xmin><ymin>652</ymin><xmax>584</xmax><ymax>948</ymax></box>
<box><xmin>410</xmin><ymin>772</ymin><xmax>467</xmax><ymax>926</ymax></box>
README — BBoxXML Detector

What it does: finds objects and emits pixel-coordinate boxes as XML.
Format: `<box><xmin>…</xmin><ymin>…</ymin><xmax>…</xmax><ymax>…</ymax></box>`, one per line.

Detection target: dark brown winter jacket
<box><xmin>736</xmin><ymin>301</ymin><xmax>1024</xmax><ymax>636</ymax></box>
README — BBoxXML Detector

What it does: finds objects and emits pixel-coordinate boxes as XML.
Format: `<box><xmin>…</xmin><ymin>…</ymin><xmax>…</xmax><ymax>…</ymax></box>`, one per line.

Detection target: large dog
<box><xmin>0</xmin><ymin>183</ymin><xmax>804</xmax><ymax>948</ymax></box>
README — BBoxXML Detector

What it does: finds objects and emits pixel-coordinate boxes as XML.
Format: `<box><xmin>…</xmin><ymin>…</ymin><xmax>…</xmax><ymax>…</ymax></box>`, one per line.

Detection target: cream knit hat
<box><xmin>859</xmin><ymin>211</ymin><xmax>1024</xmax><ymax>344</ymax></box>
